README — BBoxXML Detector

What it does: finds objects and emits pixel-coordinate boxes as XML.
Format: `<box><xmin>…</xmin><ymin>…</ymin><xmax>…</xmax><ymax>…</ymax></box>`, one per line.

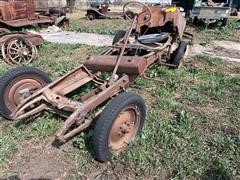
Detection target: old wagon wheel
<box><xmin>92</xmin><ymin>92</ymin><xmax>146</xmax><ymax>162</ymax></box>
<box><xmin>1</xmin><ymin>41</ymin><xmax>13</xmax><ymax>65</ymax></box>
<box><xmin>2</xmin><ymin>37</ymin><xmax>38</xmax><ymax>65</ymax></box>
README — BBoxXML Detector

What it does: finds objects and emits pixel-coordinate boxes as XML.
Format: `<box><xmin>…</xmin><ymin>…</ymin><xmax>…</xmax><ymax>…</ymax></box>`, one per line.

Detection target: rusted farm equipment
<box><xmin>0</xmin><ymin>29</ymin><xmax>43</xmax><ymax>65</ymax></box>
<box><xmin>0</xmin><ymin>2</ymin><xmax>189</xmax><ymax>162</ymax></box>
<box><xmin>0</xmin><ymin>0</ymin><xmax>69</xmax><ymax>29</ymax></box>
<box><xmin>86</xmin><ymin>0</ymin><xmax>133</xmax><ymax>20</ymax></box>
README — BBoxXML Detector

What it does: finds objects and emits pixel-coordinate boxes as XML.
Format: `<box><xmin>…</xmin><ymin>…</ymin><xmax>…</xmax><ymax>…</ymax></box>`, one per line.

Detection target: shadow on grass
<box><xmin>203</xmin><ymin>167</ymin><xmax>231</xmax><ymax>180</ymax></box>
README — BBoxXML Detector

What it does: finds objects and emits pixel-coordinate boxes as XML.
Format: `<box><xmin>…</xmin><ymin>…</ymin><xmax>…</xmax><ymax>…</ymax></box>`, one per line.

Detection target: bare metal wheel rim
<box><xmin>6</xmin><ymin>38</ymin><xmax>37</xmax><ymax>64</ymax></box>
<box><xmin>4</xmin><ymin>77</ymin><xmax>45</xmax><ymax>112</ymax></box>
<box><xmin>108</xmin><ymin>105</ymin><xmax>141</xmax><ymax>151</ymax></box>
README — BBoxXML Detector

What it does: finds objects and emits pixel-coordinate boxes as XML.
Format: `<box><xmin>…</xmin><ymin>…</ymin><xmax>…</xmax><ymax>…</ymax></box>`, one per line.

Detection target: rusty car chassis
<box><xmin>0</xmin><ymin>2</ymin><xmax>188</xmax><ymax>162</ymax></box>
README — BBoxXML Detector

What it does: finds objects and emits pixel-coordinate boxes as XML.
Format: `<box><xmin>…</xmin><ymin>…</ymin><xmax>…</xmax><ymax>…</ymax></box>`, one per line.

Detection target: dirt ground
<box><xmin>189</xmin><ymin>40</ymin><xmax>240</xmax><ymax>63</ymax></box>
<box><xmin>39</xmin><ymin>31</ymin><xmax>113</xmax><ymax>46</ymax></box>
<box><xmin>38</xmin><ymin>31</ymin><xmax>240</xmax><ymax>64</ymax></box>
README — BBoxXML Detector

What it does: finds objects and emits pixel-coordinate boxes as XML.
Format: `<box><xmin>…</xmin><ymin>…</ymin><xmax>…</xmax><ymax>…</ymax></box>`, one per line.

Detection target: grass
<box><xmin>69</xmin><ymin>18</ymin><xmax>129</xmax><ymax>35</ymax></box>
<box><xmin>194</xmin><ymin>18</ymin><xmax>240</xmax><ymax>44</ymax></box>
<box><xmin>0</xmin><ymin>114</ymin><xmax>61</xmax><ymax>165</ymax></box>
<box><xmin>0</xmin><ymin>43</ymin><xmax>105</xmax><ymax>79</ymax></box>
<box><xmin>0</xmin><ymin>44</ymin><xmax>240</xmax><ymax>178</ymax></box>
<box><xmin>68</xmin><ymin>9</ymin><xmax>129</xmax><ymax>35</ymax></box>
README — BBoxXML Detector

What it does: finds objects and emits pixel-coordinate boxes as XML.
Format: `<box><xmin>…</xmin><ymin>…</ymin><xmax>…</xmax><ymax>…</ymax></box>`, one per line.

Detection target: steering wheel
<box><xmin>123</xmin><ymin>1</ymin><xmax>152</xmax><ymax>24</ymax></box>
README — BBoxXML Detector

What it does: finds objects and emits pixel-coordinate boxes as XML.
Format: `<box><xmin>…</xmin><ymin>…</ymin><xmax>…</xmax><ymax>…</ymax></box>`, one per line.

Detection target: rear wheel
<box><xmin>112</xmin><ymin>30</ymin><xmax>126</xmax><ymax>45</ymax></box>
<box><xmin>0</xmin><ymin>67</ymin><xmax>52</xmax><ymax>119</ymax></box>
<box><xmin>87</xmin><ymin>12</ymin><xmax>96</xmax><ymax>20</ymax></box>
<box><xmin>170</xmin><ymin>41</ymin><xmax>188</xmax><ymax>69</ymax></box>
<box><xmin>222</xmin><ymin>18</ymin><xmax>228</xmax><ymax>26</ymax></box>
<box><xmin>92</xmin><ymin>92</ymin><xmax>146</xmax><ymax>162</ymax></box>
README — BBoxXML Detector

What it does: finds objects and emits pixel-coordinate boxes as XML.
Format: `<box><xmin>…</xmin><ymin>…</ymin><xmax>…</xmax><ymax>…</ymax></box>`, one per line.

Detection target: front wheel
<box><xmin>112</xmin><ymin>30</ymin><xmax>126</xmax><ymax>45</ymax></box>
<box><xmin>92</xmin><ymin>92</ymin><xmax>146</xmax><ymax>162</ymax></box>
<box><xmin>0</xmin><ymin>67</ymin><xmax>52</xmax><ymax>119</ymax></box>
<box><xmin>222</xmin><ymin>18</ymin><xmax>228</xmax><ymax>26</ymax></box>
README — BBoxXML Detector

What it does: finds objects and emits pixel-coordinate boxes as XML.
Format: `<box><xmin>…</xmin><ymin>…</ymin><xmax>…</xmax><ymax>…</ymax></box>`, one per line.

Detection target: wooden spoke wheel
<box><xmin>7</xmin><ymin>38</ymin><xmax>37</xmax><ymax>64</ymax></box>
<box><xmin>2</xmin><ymin>37</ymin><xmax>37</xmax><ymax>65</ymax></box>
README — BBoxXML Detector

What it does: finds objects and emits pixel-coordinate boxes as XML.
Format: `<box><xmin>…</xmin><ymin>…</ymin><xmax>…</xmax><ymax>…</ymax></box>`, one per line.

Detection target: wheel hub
<box><xmin>108</xmin><ymin>106</ymin><xmax>140</xmax><ymax>151</ymax></box>
<box><xmin>19</xmin><ymin>47</ymin><xmax>29</xmax><ymax>57</ymax></box>
<box><xmin>119</xmin><ymin>122</ymin><xmax>131</xmax><ymax>135</ymax></box>
<box><xmin>4</xmin><ymin>78</ymin><xmax>44</xmax><ymax>112</ymax></box>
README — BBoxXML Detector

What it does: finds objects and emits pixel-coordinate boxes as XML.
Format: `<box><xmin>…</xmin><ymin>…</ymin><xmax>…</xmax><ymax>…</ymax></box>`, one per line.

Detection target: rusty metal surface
<box><xmin>0</xmin><ymin>16</ymin><xmax>54</xmax><ymax>27</ymax></box>
<box><xmin>0</xmin><ymin>0</ymin><xmax>67</xmax><ymax>28</ymax></box>
<box><xmin>0</xmin><ymin>32</ymin><xmax>44</xmax><ymax>46</ymax></box>
<box><xmin>85</xmin><ymin>55</ymin><xmax>148</xmax><ymax>75</ymax></box>
<box><xmin>136</xmin><ymin>6</ymin><xmax>186</xmax><ymax>39</ymax></box>
<box><xmin>1</xmin><ymin>2</ymin><xmax>188</xmax><ymax>146</ymax></box>
<box><xmin>24</xmin><ymin>34</ymin><xmax>44</xmax><ymax>46</ymax></box>
<box><xmin>4</xmin><ymin>76</ymin><xmax>46</xmax><ymax>112</ymax></box>
<box><xmin>8</xmin><ymin>64</ymin><xmax>129</xmax><ymax>141</ymax></box>
<box><xmin>108</xmin><ymin>105</ymin><xmax>140</xmax><ymax>151</ymax></box>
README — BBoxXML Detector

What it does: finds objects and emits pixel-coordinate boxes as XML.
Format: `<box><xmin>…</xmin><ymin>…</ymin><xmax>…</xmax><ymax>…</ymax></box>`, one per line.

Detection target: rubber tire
<box><xmin>222</xmin><ymin>18</ymin><xmax>228</xmax><ymax>26</ymax></box>
<box><xmin>112</xmin><ymin>30</ymin><xmax>126</xmax><ymax>45</ymax></box>
<box><xmin>0</xmin><ymin>67</ymin><xmax>52</xmax><ymax>119</ymax></box>
<box><xmin>92</xmin><ymin>92</ymin><xmax>146</xmax><ymax>162</ymax></box>
<box><xmin>87</xmin><ymin>12</ymin><xmax>96</xmax><ymax>20</ymax></box>
<box><xmin>170</xmin><ymin>41</ymin><xmax>188</xmax><ymax>69</ymax></box>
<box><xmin>193</xmin><ymin>17</ymin><xmax>199</xmax><ymax>26</ymax></box>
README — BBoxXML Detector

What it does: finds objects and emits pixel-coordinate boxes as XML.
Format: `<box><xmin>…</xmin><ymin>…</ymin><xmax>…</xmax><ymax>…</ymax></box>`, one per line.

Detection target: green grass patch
<box><xmin>69</xmin><ymin>18</ymin><xmax>129</xmax><ymax>35</ymax></box>
<box><xmin>0</xmin><ymin>40</ymin><xmax>239</xmax><ymax>180</ymax></box>
<box><xmin>0</xmin><ymin>114</ymin><xmax>61</xmax><ymax>166</ymax></box>
<box><xmin>196</xmin><ymin>18</ymin><xmax>240</xmax><ymax>43</ymax></box>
